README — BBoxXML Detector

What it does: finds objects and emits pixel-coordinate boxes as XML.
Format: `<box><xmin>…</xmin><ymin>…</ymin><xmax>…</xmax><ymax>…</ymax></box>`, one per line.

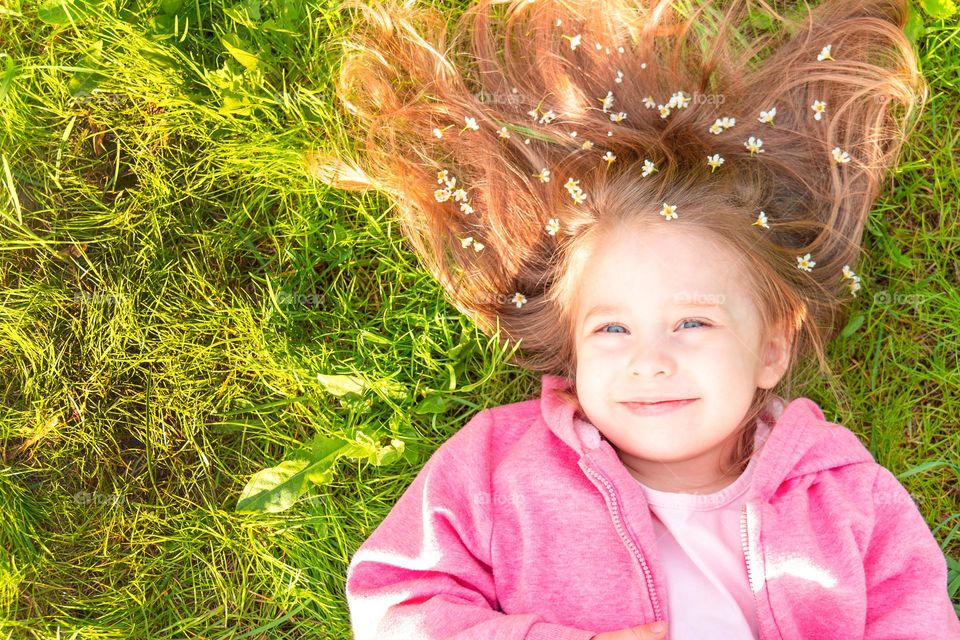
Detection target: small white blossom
<box><xmin>533</xmin><ymin>168</ymin><xmax>551</xmax><ymax>183</ymax></box>
<box><xmin>752</xmin><ymin>210</ymin><xmax>769</xmax><ymax>229</ymax></box>
<box><xmin>707</xmin><ymin>154</ymin><xmax>724</xmax><ymax>172</ymax></box>
<box><xmin>602</xmin><ymin>151</ymin><xmax>616</xmax><ymax>166</ymax></box>
<box><xmin>539</xmin><ymin>109</ymin><xmax>557</xmax><ymax>124</ymax></box>
<box><xmin>641</xmin><ymin>159</ymin><xmax>657</xmax><ymax>177</ymax></box>
<box><xmin>545</xmin><ymin>218</ymin><xmax>561</xmax><ymax>235</ymax></box>
<box><xmin>744</xmin><ymin>136</ymin><xmax>765</xmax><ymax>156</ymax></box>
<box><xmin>796</xmin><ymin>253</ymin><xmax>816</xmax><ymax>272</ymax></box>
<box><xmin>463</xmin><ymin>116</ymin><xmax>480</xmax><ymax>131</ymax></box>
<box><xmin>811</xmin><ymin>100</ymin><xmax>827</xmax><ymax>121</ymax></box>
<box><xmin>580</xmin><ymin>140</ymin><xmax>594</xmax><ymax>150</ymax></box>
<box><xmin>610</xmin><ymin>111</ymin><xmax>627</xmax><ymax>123</ymax></box>
<box><xmin>660</xmin><ymin>203</ymin><xmax>678</xmax><ymax>220</ymax></box>
<box><xmin>817</xmin><ymin>44</ymin><xmax>834</xmax><ymax>61</ymax></box>
<box><xmin>657</xmin><ymin>104</ymin><xmax>671</xmax><ymax>119</ymax></box>
<box><xmin>758</xmin><ymin>107</ymin><xmax>776</xmax><ymax>125</ymax></box>
<box><xmin>600</xmin><ymin>91</ymin><xmax>615</xmax><ymax>113</ymax></box>
<box><xmin>566</xmin><ymin>33</ymin><xmax>582</xmax><ymax>50</ymax></box>
<box><xmin>643</xmin><ymin>96</ymin><xmax>656</xmax><ymax>109</ymax></box>
<box><xmin>614</xmin><ymin>70</ymin><xmax>624</xmax><ymax>84</ymax></box>
<box><xmin>512</xmin><ymin>292</ymin><xmax>527</xmax><ymax>308</ymax></box>
<box><xmin>497</xmin><ymin>126</ymin><xmax>511</xmax><ymax>138</ymax></box>
<box><xmin>832</xmin><ymin>147</ymin><xmax>851</xmax><ymax>164</ymax></box>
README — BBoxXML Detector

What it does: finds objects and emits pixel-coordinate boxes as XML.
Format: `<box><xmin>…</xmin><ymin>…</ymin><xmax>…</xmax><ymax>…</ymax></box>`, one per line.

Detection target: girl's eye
<box><xmin>596</xmin><ymin>319</ymin><xmax>711</xmax><ymax>333</ymax></box>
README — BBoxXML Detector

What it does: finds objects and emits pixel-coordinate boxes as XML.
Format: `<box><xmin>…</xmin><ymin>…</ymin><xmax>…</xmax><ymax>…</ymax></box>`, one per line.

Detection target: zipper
<box><xmin>740</xmin><ymin>502</ymin><xmax>764</xmax><ymax>635</ymax></box>
<box><xmin>583</xmin><ymin>463</ymin><xmax>664</xmax><ymax>622</ymax></box>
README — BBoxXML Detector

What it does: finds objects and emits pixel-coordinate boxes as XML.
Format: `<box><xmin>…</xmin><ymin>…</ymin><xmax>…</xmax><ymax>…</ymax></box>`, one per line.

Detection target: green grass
<box><xmin>0</xmin><ymin>0</ymin><xmax>958</xmax><ymax>637</ymax></box>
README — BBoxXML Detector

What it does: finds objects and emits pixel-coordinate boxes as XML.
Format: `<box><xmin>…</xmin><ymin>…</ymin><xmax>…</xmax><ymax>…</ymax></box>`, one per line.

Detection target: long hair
<box><xmin>311</xmin><ymin>0</ymin><xmax>925</xmax><ymax>475</ymax></box>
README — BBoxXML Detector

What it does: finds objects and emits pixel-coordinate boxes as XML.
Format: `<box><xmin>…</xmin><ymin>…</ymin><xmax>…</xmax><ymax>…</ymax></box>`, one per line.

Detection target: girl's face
<box><xmin>572</xmin><ymin>223</ymin><xmax>790</xmax><ymax>493</ymax></box>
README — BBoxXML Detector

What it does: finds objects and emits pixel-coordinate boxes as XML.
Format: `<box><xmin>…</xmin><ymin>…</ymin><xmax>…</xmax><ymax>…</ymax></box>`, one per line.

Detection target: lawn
<box><xmin>0</xmin><ymin>0</ymin><xmax>957</xmax><ymax>637</ymax></box>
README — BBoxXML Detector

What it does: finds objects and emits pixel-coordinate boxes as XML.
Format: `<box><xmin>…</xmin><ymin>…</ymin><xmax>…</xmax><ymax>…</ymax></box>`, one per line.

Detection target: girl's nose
<box><xmin>628</xmin><ymin>337</ymin><xmax>675</xmax><ymax>378</ymax></box>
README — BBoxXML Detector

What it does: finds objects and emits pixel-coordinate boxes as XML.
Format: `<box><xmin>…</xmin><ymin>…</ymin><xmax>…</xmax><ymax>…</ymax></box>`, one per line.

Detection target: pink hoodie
<box><xmin>345</xmin><ymin>374</ymin><xmax>960</xmax><ymax>639</ymax></box>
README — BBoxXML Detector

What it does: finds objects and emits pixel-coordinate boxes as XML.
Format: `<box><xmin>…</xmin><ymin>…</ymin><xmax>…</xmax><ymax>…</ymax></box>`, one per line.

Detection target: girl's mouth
<box><xmin>621</xmin><ymin>399</ymin><xmax>697</xmax><ymax>415</ymax></box>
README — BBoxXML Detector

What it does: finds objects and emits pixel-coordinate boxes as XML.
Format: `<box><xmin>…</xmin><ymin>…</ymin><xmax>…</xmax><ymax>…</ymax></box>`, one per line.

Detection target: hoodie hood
<box><xmin>538</xmin><ymin>374</ymin><xmax>877</xmax><ymax>502</ymax></box>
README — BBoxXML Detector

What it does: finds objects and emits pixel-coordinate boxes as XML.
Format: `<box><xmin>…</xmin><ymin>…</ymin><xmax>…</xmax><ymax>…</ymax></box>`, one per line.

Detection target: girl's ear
<box><xmin>756</xmin><ymin>322</ymin><xmax>793</xmax><ymax>390</ymax></box>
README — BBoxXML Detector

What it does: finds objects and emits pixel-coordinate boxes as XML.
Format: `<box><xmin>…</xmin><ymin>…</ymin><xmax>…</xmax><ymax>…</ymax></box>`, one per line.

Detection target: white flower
<box><xmin>472</xmin><ymin>240</ymin><xmax>484</xmax><ymax>252</ymax></box>
<box><xmin>463</xmin><ymin>116</ymin><xmax>479</xmax><ymax>131</ymax></box>
<box><xmin>669</xmin><ymin>91</ymin><xmax>690</xmax><ymax>109</ymax></box>
<box><xmin>564</xmin><ymin>177</ymin><xmax>587</xmax><ymax>204</ymax></box>
<box><xmin>437</xmin><ymin>169</ymin><xmax>449</xmax><ymax>184</ymax></box>
<box><xmin>817</xmin><ymin>44</ymin><xmax>834</xmax><ymax>61</ymax></box>
<box><xmin>512</xmin><ymin>292</ymin><xmax>527</xmax><ymax>308</ymax></box>
<box><xmin>660</xmin><ymin>203</ymin><xmax>678</xmax><ymax>220</ymax></box>
<box><xmin>614</xmin><ymin>70</ymin><xmax>624</xmax><ymax>84</ymax></box>
<box><xmin>460</xmin><ymin>201</ymin><xmax>474</xmax><ymax>215</ymax></box>
<box><xmin>533</xmin><ymin>168</ymin><xmax>551</xmax><ymax>183</ymax></box>
<box><xmin>841</xmin><ymin>264</ymin><xmax>861</xmax><ymax>296</ymax></box>
<box><xmin>752</xmin><ymin>210</ymin><xmax>769</xmax><ymax>228</ymax></box>
<box><xmin>641</xmin><ymin>62</ymin><xmax>647</xmax><ymax>69</ymax></box>
<box><xmin>545</xmin><ymin>218</ymin><xmax>560</xmax><ymax>235</ymax></box>
<box><xmin>610</xmin><ymin>111</ymin><xmax>627</xmax><ymax>123</ymax></box>
<box><xmin>796</xmin><ymin>253</ymin><xmax>816</xmax><ymax>272</ymax></box>
<box><xmin>595</xmin><ymin>42</ymin><xmax>603</xmax><ymax>51</ymax></box>
<box><xmin>567</xmin><ymin>33</ymin><xmax>582</xmax><ymax>50</ymax></box>
<box><xmin>643</xmin><ymin>96</ymin><xmax>656</xmax><ymax>109</ymax></box>
<box><xmin>709</xmin><ymin>120</ymin><xmax>724</xmax><ymax>135</ymax></box>
<box><xmin>580</xmin><ymin>140</ymin><xmax>594</xmax><ymax>150</ymax></box>
<box><xmin>569</xmin><ymin>131</ymin><xmax>577</xmax><ymax>138</ymax></box>
<box><xmin>744</xmin><ymin>136</ymin><xmax>765</xmax><ymax>156</ymax></box>
<box><xmin>452</xmin><ymin>188</ymin><xmax>468</xmax><ymax>202</ymax></box>
<box><xmin>657</xmin><ymin>104</ymin><xmax>671</xmax><ymax>119</ymax></box>
<box><xmin>758</xmin><ymin>107</ymin><xmax>776</xmax><ymax>125</ymax></box>
<box><xmin>618</xmin><ymin>46</ymin><xmax>625</xmax><ymax>54</ymax></box>
<box><xmin>433</xmin><ymin>127</ymin><xmax>444</xmax><ymax>138</ymax></box>
<box><xmin>811</xmin><ymin>100</ymin><xmax>827</xmax><ymax>121</ymax></box>
<box><xmin>555</xmin><ymin>18</ymin><xmax>562</xmax><ymax>27</ymax></box>
<box><xmin>602</xmin><ymin>151</ymin><xmax>616</xmax><ymax>166</ymax></box>
<box><xmin>539</xmin><ymin>109</ymin><xmax>557</xmax><ymax>124</ymax></box>
<box><xmin>434</xmin><ymin>188</ymin><xmax>451</xmax><ymax>202</ymax></box>
<box><xmin>832</xmin><ymin>147</ymin><xmax>851</xmax><ymax>164</ymax></box>
<box><xmin>641</xmin><ymin>159</ymin><xmax>657</xmax><ymax>177</ymax></box>
<box><xmin>527</xmin><ymin>109</ymin><xmax>539</xmax><ymax>121</ymax></box>
<box><xmin>707</xmin><ymin>154</ymin><xmax>724</xmax><ymax>172</ymax></box>
<box><xmin>600</xmin><ymin>91</ymin><xmax>614</xmax><ymax>113</ymax></box>
<box><xmin>497</xmin><ymin>126</ymin><xmax>511</xmax><ymax>138</ymax></box>
<box><xmin>460</xmin><ymin>236</ymin><xmax>475</xmax><ymax>248</ymax></box>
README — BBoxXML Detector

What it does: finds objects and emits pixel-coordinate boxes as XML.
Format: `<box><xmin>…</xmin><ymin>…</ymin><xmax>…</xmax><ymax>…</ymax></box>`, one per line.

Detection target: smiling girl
<box><xmin>313</xmin><ymin>0</ymin><xmax>960</xmax><ymax>637</ymax></box>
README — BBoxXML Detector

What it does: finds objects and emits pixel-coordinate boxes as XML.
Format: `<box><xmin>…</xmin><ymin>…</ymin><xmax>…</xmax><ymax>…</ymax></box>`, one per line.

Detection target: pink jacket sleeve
<box><xmin>863</xmin><ymin>465</ymin><xmax>960</xmax><ymax>638</ymax></box>
<box><xmin>344</xmin><ymin>409</ymin><xmax>597</xmax><ymax>640</ymax></box>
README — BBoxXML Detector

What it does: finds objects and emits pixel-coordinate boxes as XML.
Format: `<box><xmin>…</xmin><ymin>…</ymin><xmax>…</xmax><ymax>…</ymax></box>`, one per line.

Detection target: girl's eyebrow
<box><xmin>583</xmin><ymin>299</ymin><xmax>726</xmax><ymax>321</ymax></box>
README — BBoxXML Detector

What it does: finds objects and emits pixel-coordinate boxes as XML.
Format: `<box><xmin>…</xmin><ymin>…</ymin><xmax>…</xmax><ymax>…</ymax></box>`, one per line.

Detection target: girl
<box><xmin>313</xmin><ymin>0</ymin><xmax>960</xmax><ymax>637</ymax></box>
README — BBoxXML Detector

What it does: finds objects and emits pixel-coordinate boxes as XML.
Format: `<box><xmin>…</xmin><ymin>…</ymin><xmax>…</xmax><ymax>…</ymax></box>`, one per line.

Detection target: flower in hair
<box><xmin>433</xmin><ymin>125</ymin><xmax>454</xmax><ymax>138</ymax></box>
<box><xmin>610</xmin><ymin>111</ymin><xmax>627</xmax><ymax>123</ymax></box>
<box><xmin>811</xmin><ymin>100</ymin><xmax>827</xmax><ymax>121</ymax></box>
<box><xmin>600</xmin><ymin>91</ymin><xmax>615</xmax><ymax>113</ymax></box>
<box><xmin>512</xmin><ymin>292</ymin><xmax>528</xmax><ymax>308</ymax></box>
<box><xmin>460</xmin><ymin>202</ymin><xmax>474</xmax><ymax>215</ymax></box>
<box><xmin>614</xmin><ymin>70</ymin><xmax>624</xmax><ymax>84</ymax></box>
<box><xmin>660</xmin><ymin>203</ymin><xmax>678</xmax><ymax>220</ymax></box>
<box><xmin>657</xmin><ymin>104</ymin><xmax>671</xmax><ymax>119</ymax></box>
<box><xmin>460</xmin><ymin>236</ymin><xmax>484</xmax><ymax>252</ymax></box>
<box><xmin>580</xmin><ymin>140</ymin><xmax>594</xmax><ymax>150</ymax></box>
<box><xmin>564</xmin><ymin>177</ymin><xmax>587</xmax><ymax>204</ymax></box>
<box><xmin>707</xmin><ymin>154</ymin><xmax>724</xmax><ymax>172</ymax></box>
<box><xmin>641</xmin><ymin>159</ymin><xmax>658</xmax><ymax>177</ymax></box>
<box><xmin>602</xmin><ymin>151</ymin><xmax>617</xmax><ymax>166</ymax></box>
<box><xmin>497</xmin><ymin>126</ymin><xmax>511</xmax><ymax>138</ymax></box>
<box><xmin>643</xmin><ymin>96</ymin><xmax>656</xmax><ymax>109</ymax></box>
<box><xmin>452</xmin><ymin>188</ymin><xmax>468</xmax><ymax>202</ymax></box>
<box><xmin>752</xmin><ymin>210</ymin><xmax>769</xmax><ymax>228</ymax></box>
<box><xmin>796</xmin><ymin>253</ymin><xmax>816</xmax><ymax>272</ymax></box>
<box><xmin>564</xmin><ymin>34</ymin><xmax>582</xmax><ymax>50</ymax></box>
<box><xmin>533</xmin><ymin>168</ymin><xmax>551</xmax><ymax>183</ymax></box>
<box><xmin>758</xmin><ymin>107</ymin><xmax>777</xmax><ymax>125</ymax></box>
<box><xmin>817</xmin><ymin>44</ymin><xmax>834</xmax><ymax>61</ymax></box>
<box><xmin>744</xmin><ymin>136</ymin><xmax>765</xmax><ymax>156</ymax></box>
<box><xmin>545</xmin><ymin>218</ymin><xmax>560</xmax><ymax>235</ymax></box>
<box><xmin>669</xmin><ymin>91</ymin><xmax>691</xmax><ymax>109</ymax></box>
<box><xmin>434</xmin><ymin>188</ymin><xmax>451</xmax><ymax>203</ymax></box>
<box><xmin>841</xmin><ymin>265</ymin><xmax>861</xmax><ymax>296</ymax></box>
<box><xmin>709</xmin><ymin>117</ymin><xmax>736</xmax><ymax>135</ymax></box>
<box><xmin>832</xmin><ymin>147</ymin><xmax>851</xmax><ymax>164</ymax></box>
<box><xmin>540</xmin><ymin>110</ymin><xmax>558</xmax><ymax>125</ymax></box>
<box><xmin>463</xmin><ymin>116</ymin><xmax>480</xmax><ymax>132</ymax></box>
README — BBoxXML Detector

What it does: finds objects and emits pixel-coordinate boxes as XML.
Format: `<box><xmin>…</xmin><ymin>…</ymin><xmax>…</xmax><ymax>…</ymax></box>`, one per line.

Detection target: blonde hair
<box><xmin>311</xmin><ymin>0</ymin><xmax>926</xmax><ymax>476</ymax></box>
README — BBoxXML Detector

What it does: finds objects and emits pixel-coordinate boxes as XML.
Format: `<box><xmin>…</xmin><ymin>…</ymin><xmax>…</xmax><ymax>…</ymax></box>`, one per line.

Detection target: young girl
<box><xmin>313</xmin><ymin>0</ymin><xmax>960</xmax><ymax>637</ymax></box>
